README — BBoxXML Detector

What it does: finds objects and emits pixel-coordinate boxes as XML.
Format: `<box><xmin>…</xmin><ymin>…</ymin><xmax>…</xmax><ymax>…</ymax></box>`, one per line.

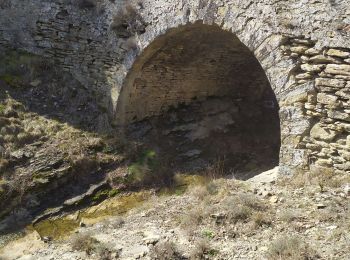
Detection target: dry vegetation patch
<box><xmin>71</xmin><ymin>233</ymin><xmax>118</xmax><ymax>259</ymax></box>
<box><xmin>267</xmin><ymin>235</ymin><xmax>320</xmax><ymax>260</ymax></box>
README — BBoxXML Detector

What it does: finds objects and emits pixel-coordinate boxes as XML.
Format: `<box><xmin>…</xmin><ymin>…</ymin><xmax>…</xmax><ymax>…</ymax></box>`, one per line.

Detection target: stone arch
<box><xmin>117</xmin><ymin>22</ymin><xmax>280</xmax><ymax>122</ymax></box>
<box><xmin>116</xmin><ymin>22</ymin><xmax>284</xmax><ymax>178</ymax></box>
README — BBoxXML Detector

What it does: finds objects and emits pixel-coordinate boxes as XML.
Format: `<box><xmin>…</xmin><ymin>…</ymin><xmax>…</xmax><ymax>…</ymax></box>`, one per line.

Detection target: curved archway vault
<box><xmin>118</xmin><ymin>22</ymin><xmax>281</xmax><ymax>179</ymax></box>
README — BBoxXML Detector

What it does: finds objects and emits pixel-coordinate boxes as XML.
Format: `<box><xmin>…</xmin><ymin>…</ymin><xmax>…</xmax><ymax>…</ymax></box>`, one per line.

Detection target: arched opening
<box><xmin>118</xmin><ymin>22</ymin><xmax>281</xmax><ymax>179</ymax></box>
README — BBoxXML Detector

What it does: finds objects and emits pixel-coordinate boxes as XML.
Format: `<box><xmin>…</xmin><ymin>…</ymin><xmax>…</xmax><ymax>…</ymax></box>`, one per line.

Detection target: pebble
<box><xmin>326</xmin><ymin>225</ymin><xmax>338</xmax><ymax>230</ymax></box>
<box><xmin>343</xmin><ymin>184</ymin><xmax>350</xmax><ymax>195</ymax></box>
<box><xmin>316</xmin><ymin>203</ymin><xmax>326</xmax><ymax>209</ymax></box>
<box><xmin>269</xmin><ymin>196</ymin><xmax>279</xmax><ymax>203</ymax></box>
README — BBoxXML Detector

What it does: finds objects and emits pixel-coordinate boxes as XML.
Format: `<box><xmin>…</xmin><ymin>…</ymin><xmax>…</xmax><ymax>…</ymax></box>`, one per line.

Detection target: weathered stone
<box><xmin>295</xmin><ymin>73</ymin><xmax>312</xmax><ymax>80</ymax></box>
<box><xmin>328</xmin><ymin>110</ymin><xmax>350</xmax><ymax>122</ymax></box>
<box><xmin>326</xmin><ymin>49</ymin><xmax>350</xmax><ymax>58</ymax></box>
<box><xmin>325</xmin><ymin>64</ymin><xmax>350</xmax><ymax>76</ymax></box>
<box><xmin>304</xmin><ymin>48</ymin><xmax>320</xmax><ymax>56</ymax></box>
<box><xmin>317</xmin><ymin>93</ymin><xmax>338</xmax><ymax>105</ymax></box>
<box><xmin>310</xmin><ymin>123</ymin><xmax>337</xmax><ymax>141</ymax></box>
<box><xmin>315</xmin><ymin>78</ymin><xmax>345</xmax><ymax>88</ymax></box>
<box><xmin>315</xmin><ymin>159</ymin><xmax>333</xmax><ymax>167</ymax></box>
<box><xmin>290</xmin><ymin>46</ymin><xmax>308</xmax><ymax>54</ymax></box>
<box><xmin>283</xmin><ymin>92</ymin><xmax>308</xmax><ymax>105</ymax></box>
<box><xmin>335</xmin><ymin>90</ymin><xmax>350</xmax><ymax>99</ymax></box>
<box><xmin>309</xmin><ymin>55</ymin><xmax>340</xmax><ymax>64</ymax></box>
<box><xmin>301</xmin><ymin>64</ymin><xmax>325</xmax><ymax>73</ymax></box>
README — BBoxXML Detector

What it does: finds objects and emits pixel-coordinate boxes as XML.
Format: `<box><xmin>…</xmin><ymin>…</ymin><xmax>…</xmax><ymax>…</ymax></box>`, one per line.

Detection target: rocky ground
<box><xmin>1</xmin><ymin>167</ymin><xmax>349</xmax><ymax>260</ymax></box>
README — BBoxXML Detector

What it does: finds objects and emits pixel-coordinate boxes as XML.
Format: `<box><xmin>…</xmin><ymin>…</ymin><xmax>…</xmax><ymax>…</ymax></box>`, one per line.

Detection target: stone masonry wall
<box><xmin>280</xmin><ymin>40</ymin><xmax>350</xmax><ymax>174</ymax></box>
<box><xmin>0</xmin><ymin>0</ymin><xmax>349</xmax><ymax>175</ymax></box>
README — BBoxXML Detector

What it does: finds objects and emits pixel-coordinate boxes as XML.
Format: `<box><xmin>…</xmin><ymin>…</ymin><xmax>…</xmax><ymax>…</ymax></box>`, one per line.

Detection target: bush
<box><xmin>71</xmin><ymin>234</ymin><xmax>98</xmax><ymax>255</ymax></box>
<box><xmin>150</xmin><ymin>241</ymin><xmax>182</xmax><ymax>260</ymax></box>
<box><xmin>190</xmin><ymin>239</ymin><xmax>218</xmax><ymax>260</ymax></box>
<box><xmin>279</xmin><ymin>209</ymin><xmax>301</xmax><ymax>223</ymax></box>
<box><xmin>267</xmin><ymin>236</ymin><xmax>319</xmax><ymax>260</ymax></box>
<box><xmin>71</xmin><ymin>233</ymin><xmax>117</xmax><ymax>259</ymax></box>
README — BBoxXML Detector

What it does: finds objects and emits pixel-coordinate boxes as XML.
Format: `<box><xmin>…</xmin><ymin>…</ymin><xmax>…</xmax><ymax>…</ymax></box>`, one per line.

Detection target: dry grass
<box><xmin>69</xmin><ymin>154</ymin><xmax>99</xmax><ymax>175</ymax></box>
<box><xmin>267</xmin><ymin>236</ymin><xmax>319</xmax><ymax>260</ymax></box>
<box><xmin>203</xmin><ymin>157</ymin><xmax>226</xmax><ymax>179</ymax></box>
<box><xmin>251</xmin><ymin>211</ymin><xmax>272</xmax><ymax>228</ymax></box>
<box><xmin>71</xmin><ymin>233</ymin><xmax>117</xmax><ymax>259</ymax></box>
<box><xmin>181</xmin><ymin>206</ymin><xmax>206</xmax><ymax>235</ymax></box>
<box><xmin>150</xmin><ymin>241</ymin><xmax>182</xmax><ymax>260</ymax></box>
<box><xmin>189</xmin><ymin>185</ymin><xmax>209</xmax><ymax>200</ymax></box>
<box><xmin>190</xmin><ymin>238</ymin><xmax>217</xmax><ymax>260</ymax></box>
<box><xmin>181</xmin><ymin>188</ymin><xmax>270</xmax><ymax>238</ymax></box>
<box><xmin>277</xmin><ymin>166</ymin><xmax>348</xmax><ymax>191</ymax></box>
<box><xmin>279</xmin><ymin>209</ymin><xmax>302</xmax><ymax>223</ymax></box>
<box><xmin>71</xmin><ymin>233</ymin><xmax>98</xmax><ymax>255</ymax></box>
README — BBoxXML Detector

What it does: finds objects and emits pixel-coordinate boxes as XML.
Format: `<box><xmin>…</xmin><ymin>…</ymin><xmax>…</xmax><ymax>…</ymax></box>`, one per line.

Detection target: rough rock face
<box><xmin>0</xmin><ymin>0</ymin><xmax>349</xmax><ymax>175</ymax></box>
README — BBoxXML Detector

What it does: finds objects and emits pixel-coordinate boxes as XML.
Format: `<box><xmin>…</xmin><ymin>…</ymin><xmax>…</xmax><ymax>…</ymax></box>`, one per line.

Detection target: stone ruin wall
<box><xmin>0</xmin><ymin>0</ymin><xmax>349</xmax><ymax>175</ymax></box>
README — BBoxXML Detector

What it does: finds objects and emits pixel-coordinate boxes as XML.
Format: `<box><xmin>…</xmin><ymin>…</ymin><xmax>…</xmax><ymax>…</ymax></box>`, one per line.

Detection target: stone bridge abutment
<box><xmin>0</xmin><ymin>0</ymin><xmax>349</xmax><ymax>175</ymax></box>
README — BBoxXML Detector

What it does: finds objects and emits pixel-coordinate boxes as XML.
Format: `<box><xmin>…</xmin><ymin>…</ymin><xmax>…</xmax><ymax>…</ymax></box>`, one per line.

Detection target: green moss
<box><xmin>202</xmin><ymin>230</ymin><xmax>215</xmax><ymax>239</ymax></box>
<box><xmin>30</xmin><ymin>191</ymin><xmax>152</xmax><ymax>241</ymax></box>
<box><xmin>0</xmin><ymin>104</ymin><xmax>5</xmax><ymax>114</ymax></box>
<box><xmin>81</xmin><ymin>191</ymin><xmax>151</xmax><ymax>220</ymax></box>
<box><xmin>92</xmin><ymin>189</ymin><xmax>110</xmax><ymax>201</ymax></box>
<box><xmin>32</xmin><ymin>218</ymin><xmax>79</xmax><ymax>240</ymax></box>
<box><xmin>108</xmin><ymin>189</ymin><xmax>119</xmax><ymax>197</ymax></box>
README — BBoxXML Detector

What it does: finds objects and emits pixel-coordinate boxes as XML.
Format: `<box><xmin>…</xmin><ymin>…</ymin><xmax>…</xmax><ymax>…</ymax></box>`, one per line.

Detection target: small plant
<box><xmin>190</xmin><ymin>185</ymin><xmax>209</xmax><ymax>200</ymax></box>
<box><xmin>70</xmin><ymin>154</ymin><xmax>99</xmax><ymax>176</ymax></box>
<box><xmin>71</xmin><ymin>233</ymin><xmax>117</xmax><ymax>259</ymax></box>
<box><xmin>228</xmin><ymin>204</ymin><xmax>252</xmax><ymax>223</ymax></box>
<box><xmin>202</xmin><ymin>230</ymin><xmax>214</xmax><ymax>239</ymax></box>
<box><xmin>310</xmin><ymin>166</ymin><xmax>336</xmax><ymax>192</ymax></box>
<box><xmin>279</xmin><ymin>209</ymin><xmax>300</xmax><ymax>223</ymax></box>
<box><xmin>206</xmin><ymin>181</ymin><xmax>219</xmax><ymax>195</ymax></box>
<box><xmin>71</xmin><ymin>234</ymin><xmax>98</xmax><ymax>255</ymax></box>
<box><xmin>204</xmin><ymin>157</ymin><xmax>226</xmax><ymax>179</ymax></box>
<box><xmin>150</xmin><ymin>241</ymin><xmax>182</xmax><ymax>260</ymax></box>
<box><xmin>0</xmin><ymin>104</ymin><xmax>5</xmax><ymax>115</ymax></box>
<box><xmin>126</xmin><ymin>149</ymin><xmax>173</xmax><ymax>187</ymax></box>
<box><xmin>190</xmin><ymin>238</ymin><xmax>217</xmax><ymax>259</ymax></box>
<box><xmin>252</xmin><ymin>211</ymin><xmax>271</xmax><ymax>228</ymax></box>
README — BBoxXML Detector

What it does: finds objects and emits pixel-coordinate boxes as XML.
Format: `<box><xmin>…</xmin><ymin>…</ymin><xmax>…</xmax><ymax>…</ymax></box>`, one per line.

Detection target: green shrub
<box><xmin>127</xmin><ymin>149</ymin><xmax>169</xmax><ymax>186</ymax></box>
